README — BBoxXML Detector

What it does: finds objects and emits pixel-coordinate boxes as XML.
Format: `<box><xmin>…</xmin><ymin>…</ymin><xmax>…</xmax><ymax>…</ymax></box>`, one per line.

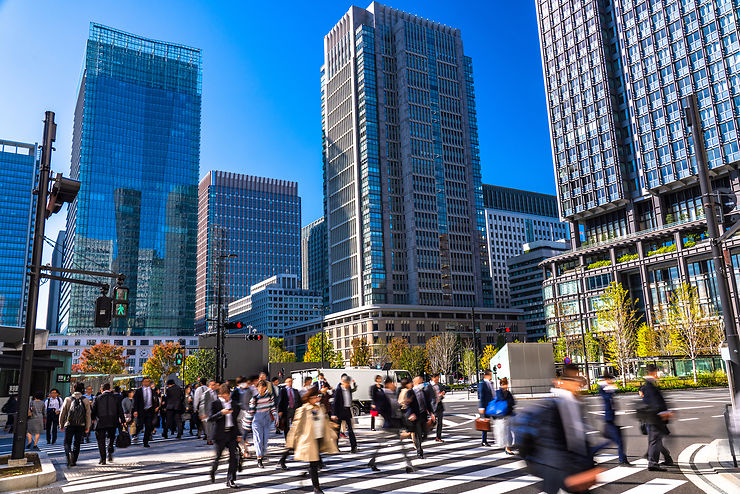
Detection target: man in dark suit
<box><xmin>165</xmin><ymin>379</ymin><xmax>185</xmax><ymax>439</ymax></box>
<box><xmin>428</xmin><ymin>373</ymin><xmax>446</xmax><ymax>442</ymax></box>
<box><xmin>477</xmin><ymin>369</ymin><xmax>495</xmax><ymax>446</ymax></box>
<box><xmin>209</xmin><ymin>383</ymin><xmax>242</xmax><ymax>488</ymax></box>
<box><xmin>368</xmin><ymin>377</ymin><xmax>414</xmax><ymax>473</ymax></box>
<box><xmin>598</xmin><ymin>374</ymin><xmax>629</xmax><ymax>465</ymax></box>
<box><xmin>133</xmin><ymin>377</ymin><xmax>159</xmax><ymax>448</ymax></box>
<box><xmin>639</xmin><ymin>364</ymin><xmax>674</xmax><ymax>471</ymax></box>
<box><xmin>91</xmin><ymin>382</ymin><xmax>125</xmax><ymax>464</ymax></box>
<box><xmin>406</xmin><ymin>375</ymin><xmax>435</xmax><ymax>458</ymax></box>
<box><xmin>278</xmin><ymin>377</ymin><xmax>301</xmax><ymax>439</ymax></box>
<box><xmin>524</xmin><ymin>364</ymin><xmax>595</xmax><ymax>494</ymax></box>
<box><xmin>331</xmin><ymin>375</ymin><xmax>357</xmax><ymax>453</ymax></box>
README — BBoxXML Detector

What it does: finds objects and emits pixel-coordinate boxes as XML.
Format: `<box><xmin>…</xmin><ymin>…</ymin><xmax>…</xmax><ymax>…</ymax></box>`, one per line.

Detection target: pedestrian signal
<box><xmin>112</xmin><ymin>286</ymin><xmax>129</xmax><ymax>318</ymax></box>
<box><xmin>175</xmin><ymin>351</ymin><xmax>184</xmax><ymax>366</ymax></box>
<box><xmin>94</xmin><ymin>296</ymin><xmax>112</xmax><ymax>327</ymax></box>
<box><xmin>224</xmin><ymin>321</ymin><xmax>244</xmax><ymax>330</ymax></box>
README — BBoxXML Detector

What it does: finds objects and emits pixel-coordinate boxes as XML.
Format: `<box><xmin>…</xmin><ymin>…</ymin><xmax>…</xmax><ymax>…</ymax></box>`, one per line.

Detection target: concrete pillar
<box><xmin>652</xmin><ymin>194</ymin><xmax>665</xmax><ymax>227</ymax></box>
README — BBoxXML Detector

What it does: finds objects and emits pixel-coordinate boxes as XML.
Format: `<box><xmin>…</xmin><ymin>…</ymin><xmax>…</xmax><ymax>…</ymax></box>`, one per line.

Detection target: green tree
<box><xmin>399</xmin><ymin>345</ymin><xmax>428</xmax><ymax>377</ymax></box>
<box><xmin>269</xmin><ymin>338</ymin><xmax>297</xmax><ymax>363</ymax></box>
<box><xmin>656</xmin><ymin>282</ymin><xmax>725</xmax><ymax>383</ymax></box>
<box><xmin>480</xmin><ymin>344</ymin><xmax>498</xmax><ymax>370</ymax></box>
<box><xmin>143</xmin><ymin>342</ymin><xmax>181</xmax><ymax>385</ymax></box>
<box><xmin>380</xmin><ymin>337</ymin><xmax>410</xmax><ymax>369</ymax></box>
<box><xmin>636</xmin><ymin>323</ymin><xmax>660</xmax><ymax>357</ymax></box>
<box><xmin>180</xmin><ymin>349</ymin><xmax>216</xmax><ymax>385</ymax></box>
<box><xmin>598</xmin><ymin>282</ymin><xmax>640</xmax><ymax>385</ymax></box>
<box><xmin>585</xmin><ymin>331</ymin><xmax>600</xmax><ymax>362</ymax></box>
<box><xmin>303</xmin><ymin>332</ymin><xmax>342</xmax><ymax>367</ymax></box>
<box><xmin>350</xmin><ymin>338</ymin><xmax>371</xmax><ymax>366</ymax></box>
<box><xmin>78</xmin><ymin>343</ymin><xmax>127</xmax><ymax>374</ymax></box>
<box><xmin>460</xmin><ymin>347</ymin><xmax>476</xmax><ymax>381</ymax></box>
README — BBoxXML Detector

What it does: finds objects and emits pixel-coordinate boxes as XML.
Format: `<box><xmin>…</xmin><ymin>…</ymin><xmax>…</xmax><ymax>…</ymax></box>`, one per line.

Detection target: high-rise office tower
<box><xmin>46</xmin><ymin>230</ymin><xmax>66</xmax><ymax>333</ymax></box>
<box><xmin>536</xmin><ymin>0</ymin><xmax>740</xmax><ymax>339</ymax></box>
<box><xmin>60</xmin><ymin>23</ymin><xmax>201</xmax><ymax>336</ymax></box>
<box><xmin>301</xmin><ymin>217</ymin><xmax>328</xmax><ymax>307</ymax></box>
<box><xmin>195</xmin><ymin>172</ymin><xmax>301</xmax><ymax>332</ymax></box>
<box><xmin>0</xmin><ymin>139</ymin><xmax>37</xmax><ymax>329</ymax></box>
<box><xmin>483</xmin><ymin>184</ymin><xmax>569</xmax><ymax>308</ymax></box>
<box><xmin>322</xmin><ymin>2</ymin><xmax>491</xmax><ymax>312</ymax></box>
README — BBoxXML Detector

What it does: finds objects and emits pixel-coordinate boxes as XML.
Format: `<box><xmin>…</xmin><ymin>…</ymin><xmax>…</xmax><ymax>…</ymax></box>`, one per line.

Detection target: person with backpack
<box><xmin>512</xmin><ymin>364</ymin><xmax>599</xmax><ymax>494</ymax></box>
<box><xmin>492</xmin><ymin>377</ymin><xmax>516</xmax><ymax>455</ymax></box>
<box><xmin>59</xmin><ymin>382</ymin><xmax>92</xmax><ymax>467</ymax></box>
<box><xmin>92</xmin><ymin>382</ymin><xmax>125</xmax><ymax>464</ymax></box>
<box><xmin>44</xmin><ymin>389</ymin><xmax>63</xmax><ymax>445</ymax></box>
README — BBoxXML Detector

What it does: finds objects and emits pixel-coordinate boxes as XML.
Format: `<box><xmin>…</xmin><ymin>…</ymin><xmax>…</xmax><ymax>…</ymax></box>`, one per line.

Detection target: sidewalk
<box><xmin>679</xmin><ymin>438</ymin><xmax>740</xmax><ymax>493</ymax></box>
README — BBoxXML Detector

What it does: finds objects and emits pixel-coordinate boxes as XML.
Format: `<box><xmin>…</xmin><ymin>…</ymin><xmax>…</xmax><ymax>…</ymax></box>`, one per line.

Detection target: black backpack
<box><xmin>68</xmin><ymin>397</ymin><xmax>86</xmax><ymax>426</ymax></box>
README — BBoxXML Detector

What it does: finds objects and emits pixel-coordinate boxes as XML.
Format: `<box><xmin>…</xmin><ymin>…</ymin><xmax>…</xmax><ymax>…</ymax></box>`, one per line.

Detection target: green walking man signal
<box><xmin>175</xmin><ymin>351</ymin><xmax>184</xmax><ymax>366</ymax></box>
<box><xmin>112</xmin><ymin>286</ymin><xmax>129</xmax><ymax>318</ymax></box>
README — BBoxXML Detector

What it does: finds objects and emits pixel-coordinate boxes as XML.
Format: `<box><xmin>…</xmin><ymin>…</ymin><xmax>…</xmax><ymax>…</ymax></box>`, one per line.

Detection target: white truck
<box><xmin>291</xmin><ymin>367</ymin><xmax>411</xmax><ymax>416</ymax></box>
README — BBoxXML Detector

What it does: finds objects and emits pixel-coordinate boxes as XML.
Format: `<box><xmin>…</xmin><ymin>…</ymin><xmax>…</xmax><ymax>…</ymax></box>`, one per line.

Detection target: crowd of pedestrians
<box><xmin>1</xmin><ymin>362</ymin><xmax>684</xmax><ymax>494</ymax></box>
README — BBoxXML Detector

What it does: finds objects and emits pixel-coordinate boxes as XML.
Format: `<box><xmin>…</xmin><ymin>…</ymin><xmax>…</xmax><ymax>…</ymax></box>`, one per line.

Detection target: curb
<box><xmin>0</xmin><ymin>451</ymin><xmax>56</xmax><ymax>492</ymax></box>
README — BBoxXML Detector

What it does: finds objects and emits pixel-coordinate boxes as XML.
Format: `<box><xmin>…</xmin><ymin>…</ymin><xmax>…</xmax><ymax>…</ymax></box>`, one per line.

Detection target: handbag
<box><xmin>486</xmin><ymin>398</ymin><xmax>509</xmax><ymax>418</ymax></box>
<box><xmin>129</xmin><ymin>421</ymin><xmax>137</xmax><ymax>436</ymax></box>
<box><xmin>116</xmin><ymin>429</ymin><xmax>131</xmax><ymax>448</ymax></box>
<box><xmin>564</xmin><ymin>467</ymin><xmax>604</xmax><ymax>492</ymax></box>
<box><xmin>474</xmin><ymin>418</ymin><xmax>491</xmax><ymax>431</ymax></box>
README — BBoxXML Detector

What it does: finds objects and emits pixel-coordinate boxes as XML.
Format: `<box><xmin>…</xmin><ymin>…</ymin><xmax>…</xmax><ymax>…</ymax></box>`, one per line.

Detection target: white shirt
<box><xmin>45</xmin><ymin>397</ymin><xmax>62</xmax><ymax>411</ymax></box>
<box><xmin>143</xmin><ymin>386</ymin><xmax>152</xmax><ymax>409</ymax></box>
<box><xmin>219</xmin><ymin>397</ymin><xmax>234</xmax><ymax>428</ymax></box>
<box><xmin>341</xmin><ymin>386</ymin><xmax>351</xmax><ymax>408</ymax></box>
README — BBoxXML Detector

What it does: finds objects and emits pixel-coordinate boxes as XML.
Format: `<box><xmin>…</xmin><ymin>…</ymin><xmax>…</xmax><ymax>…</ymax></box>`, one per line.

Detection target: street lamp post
<box><xmin>684</xmin><ymin>94</ymin><xmax>740</xmax><ymax>406</ymax></box>
<box><xmin>216</xmin><ymin>252</ymin><xmax>237</xmax><ymax>382</ymax></box>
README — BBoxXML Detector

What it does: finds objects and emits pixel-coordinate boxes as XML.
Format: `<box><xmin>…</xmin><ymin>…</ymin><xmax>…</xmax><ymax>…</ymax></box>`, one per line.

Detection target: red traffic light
<box><xmin>246</xmin><ymin>334</ymin><xmax>263</xmax><ymax>341</ymax></box>
<box><xmin>505</xmin><ymin>327</ymin><xmax>511</xmax><ymax>332</ymax></box>
<box><xmin>235</xmin><ymin>321</ymin><xmax>243</xmax><ymax>329</ymax></box>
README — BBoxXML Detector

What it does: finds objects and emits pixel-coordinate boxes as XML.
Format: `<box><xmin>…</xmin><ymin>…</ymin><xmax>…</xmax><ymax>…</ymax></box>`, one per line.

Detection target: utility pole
<box><xmin>216</xmin><ymin>255</ymin><xmax>223</xmax><ymax>383</ymax></box>
<box><xmin>472</xmin><ymin>307</ymin><xmax>480</xmax><ymax>384</ymax></box>
<box><xmin>11</xmin><ymin>112</ymin><xmax>55</xmax><ymax>461</ymax></box>
<box><xmin>684</xmin><ymin>94</ymin><xmax>740</xmax><ymax>406</ymax></box>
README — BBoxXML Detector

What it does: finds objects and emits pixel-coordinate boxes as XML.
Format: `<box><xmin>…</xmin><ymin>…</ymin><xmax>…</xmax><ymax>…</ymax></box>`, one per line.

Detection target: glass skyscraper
<box><xmin>0</xmin><ymin>139</ymin><xmax>37</xmax><ymax>329</ymax></box>
<box><xmin>60</xmin><ymin>23</ymin><xmax>201</xmax><ymax>336</ymax></box>
<box><xmin>195</xmin><ymin>171</ymin><xmax>301</xmax><ymax>332</ymax></box>
<box><xmin>322</xmin><ymin>3</ymin><xmax>491</xmax><ymax>312</ymax></box>
<box><xmin>536</xmin><ymin>0</ymin><xmax>740</xmax><ymax>341</ymax></box>
<box><xmin>301</xmin><ymin>217</ymin><xmax>328</xmax><ymax>307</ymax></box>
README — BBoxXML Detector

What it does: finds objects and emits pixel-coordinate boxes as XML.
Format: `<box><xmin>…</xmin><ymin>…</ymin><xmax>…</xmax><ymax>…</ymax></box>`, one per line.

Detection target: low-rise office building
<box><xmin>228</xmin><ymin>274</ymin><xmax>323</xmax><ymax>338</ymax></box>
<box><xmin>284</xmin><ymin>304</ymin><xmax>522</xmax><ymax>364</ymax></box>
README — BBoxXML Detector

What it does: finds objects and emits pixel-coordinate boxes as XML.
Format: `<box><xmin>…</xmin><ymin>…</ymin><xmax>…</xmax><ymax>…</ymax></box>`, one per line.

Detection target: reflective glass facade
<box><xmin>195</xmin><ymin>172</ymin><xmax>301</xmax><ymax>332</ymax></box>
<box><xmin>301</xmin><ymin>217</ymin><xmax>328</xmax><ymax>307</ymax></box>
<box><xmin>0</xmin><ymin>140</ymin><xmax>37</xmax><ymax>329</ymax></box>
<box><xmin>61</xmin><ymin>23</ymin><xmax>201</xmax><ymax>336</ymax></box>
<box><xmin>322</xmin><ymin>4</ymin><xmax>491</xmax><ymax>312</ymax></box>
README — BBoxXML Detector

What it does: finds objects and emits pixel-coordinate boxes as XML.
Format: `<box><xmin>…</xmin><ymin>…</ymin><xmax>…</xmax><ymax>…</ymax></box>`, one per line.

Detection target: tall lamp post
<box><xmin>216</xmin><ymin>253</ymin><xmax>237</xmax><ymax>382</ymax></box>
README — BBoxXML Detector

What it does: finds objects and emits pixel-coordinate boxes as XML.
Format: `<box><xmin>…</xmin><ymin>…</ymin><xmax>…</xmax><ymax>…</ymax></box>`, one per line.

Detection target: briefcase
<box><xmin>474</xmin><ymin>418</ymin><xmax>491</xmax><ymax>431</ymax></box>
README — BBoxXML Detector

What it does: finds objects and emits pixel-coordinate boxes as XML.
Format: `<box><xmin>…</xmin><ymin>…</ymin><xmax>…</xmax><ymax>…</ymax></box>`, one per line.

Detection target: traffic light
<box><xmin>496</xmin><ymin>326</ymin><xmax>512</xmax><ymax>334</ymax></box>
<box><xmin>246</xmin><ymin>334</ymin><xmax>263</xmax><ymax>341</ymax></box>
<box><xmin>94</xmin><ymin>296</ymin><xmax>112</xmax><ymax>327</ymax></box>
<box><xmin>715</xmin><ymin>187</ymin><xmax>739</xmax><ymax>224</ymax></box>
<box><xmin>175</xmin><ymin>351</ymin><xmax>184</xmax><ymax>366</ymax></box>
<box><xmin>225</xmin><ymin>321</ymin><xmax>244</xmax><ymax>330</ymax></box>
<box><xmin>112</xmin><ymin>286</ymin><xmax>129</xmax><ymax>318</ymax></box>
<box><xmin>46</xmin><ymin>173</ymin><xmax>80</xmax><ymax>218</ymax></box>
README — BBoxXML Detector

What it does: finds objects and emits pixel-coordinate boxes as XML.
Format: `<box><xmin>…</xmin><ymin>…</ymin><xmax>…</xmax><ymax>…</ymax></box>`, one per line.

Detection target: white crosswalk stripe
<box><xmin>52</xmin><ymin>433</ymin><xmax>687</xmax><ymax>494</ymax></box>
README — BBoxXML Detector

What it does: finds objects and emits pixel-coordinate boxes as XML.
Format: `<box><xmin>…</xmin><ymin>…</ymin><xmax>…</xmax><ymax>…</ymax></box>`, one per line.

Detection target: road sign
<box><xmin>564</xmin><ymin>357</ymin><xmax>572</xmax><ymax>364</ymax></box>
<box><xmin>497</xmin><ymin>363</ymin><xmax>502</xmax><ymax>369</ymax></box>
<box><xmin>56</xmin><ymin>374</ymin><xmax>71</xmax><ymax>383</ymax></box>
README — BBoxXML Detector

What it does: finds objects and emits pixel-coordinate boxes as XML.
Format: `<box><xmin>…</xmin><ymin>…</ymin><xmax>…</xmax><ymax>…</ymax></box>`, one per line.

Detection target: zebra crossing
<box><xmin>52</xmin><ymin>432</ymin><xmax>688</xmax><ymax>493</ymax></box>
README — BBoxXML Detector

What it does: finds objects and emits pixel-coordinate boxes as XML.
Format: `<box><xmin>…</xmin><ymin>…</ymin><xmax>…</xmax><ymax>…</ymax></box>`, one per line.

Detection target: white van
<box><xmin>291</xmin><ymin>367</ymin><xmax>411</xmax><ymax>416</ymax></box>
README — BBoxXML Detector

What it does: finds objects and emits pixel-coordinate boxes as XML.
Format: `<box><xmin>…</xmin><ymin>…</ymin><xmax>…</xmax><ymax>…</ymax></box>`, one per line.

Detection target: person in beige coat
<box><xmin>285</xmin><ymin>387</ymin><xmax>338</xmax><ymax>494</ymax></box>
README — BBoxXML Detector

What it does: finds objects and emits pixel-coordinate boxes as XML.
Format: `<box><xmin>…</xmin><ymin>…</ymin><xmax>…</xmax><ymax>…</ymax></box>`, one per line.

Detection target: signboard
<box><xmin>56</xmin><ymin>374</ymin><xmax>71</xmax><ymax>383</ymax></box>
<box><xmin>720</xmin><ymin>342</ymin><xmax>731</xmax><ymax>362</ymax></box>
<box><xmin>8</xmin><ymin>385</ymin><xmax>18</xmax><ymax>394</ymax></box>
<box><xmin>564</xmin><ymin>357</ymin><xmax>572</xmax><ymax>364</ymax></box>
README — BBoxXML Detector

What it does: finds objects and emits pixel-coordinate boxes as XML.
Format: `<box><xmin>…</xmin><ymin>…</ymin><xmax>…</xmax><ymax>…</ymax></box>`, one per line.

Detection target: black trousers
<box><xmin>434</xmin><ymin>407</ymin><xmax>444</xmax><ymax>439</ymax></box>
<box><xmin>335</xmin><ymin>409</ymin><xmax>357</xmax><ymax>450</ymax></box>
<box><xmin>370</xmin><ymin>426</ymin><xmax>412</xmax><ymax>467</ymax></box>
<box><xmin>212</xmin><ymin>427</ymin><xmax>239</xmax><ymax>482</ymax></box>
<box><xmin>64</xmin><ymin>425</ymin><xmax>85</xmax><ymax>460</ymax></box>
<box><xmin>308</xmin><ymin>439</ymin><xmax>323</xmax><ymax>489</ymax></box>
<box><xmin>46</xmin><ymin>410</ymin><xmax>60</xmax><ymax>443</ymax></box>
<box><xmin>409</xmin><ymin>413</ymin><xmax>428</xmax><ymax>455</ymax></box>
<box><xmin>166</xmin><ymin>410</ymin><xmax>183</xmax><ymax>437</ymax></box>
<box><xmin>647</xmin><ymin>423</ymin><xmax>670</xmax><ymax>467</ymax></box>
<box><xmin>95</xmin><ymin>427</ymin><xmax>117</xmax><ymax>460</ymax></box>
<box><xmin>282</xmin><ymin>409</ymin><xmax>296</xmax><ymax>440</ymax></box>
<box><xmin>140</xmin><ymin>408</ymin><xmax>155</xmax><ymax>446</ymax></box>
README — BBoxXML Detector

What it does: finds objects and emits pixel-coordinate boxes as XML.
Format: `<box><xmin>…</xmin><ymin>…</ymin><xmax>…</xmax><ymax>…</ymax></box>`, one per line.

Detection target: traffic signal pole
<box><xmin>684</xmin><ymin>94</ymin><xmax>740</xmax><ymax>407</ymax></box>
<box><xmin>11</xmin><ymin>112</ymin><xmax>55</xmax><ymax>461</ymax></box>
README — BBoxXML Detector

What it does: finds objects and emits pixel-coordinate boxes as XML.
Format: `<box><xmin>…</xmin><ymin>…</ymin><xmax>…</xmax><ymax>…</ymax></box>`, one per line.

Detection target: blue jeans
<box><xmin>604</xmin><ymin>420</ymin><xmax>627</xmax><ymax>462</ymax></box>
<box><xmin>252</xmin><ymin>411</ymin><xmax>272</xmax><ymax>458</ymax></box>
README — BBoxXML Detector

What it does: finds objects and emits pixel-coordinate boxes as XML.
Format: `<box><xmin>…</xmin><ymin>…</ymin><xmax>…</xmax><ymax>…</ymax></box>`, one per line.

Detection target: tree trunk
<box><xmin>692</xmin><ymin>358</ymin><xmax>697</xmax><ymax>384</ymax></box>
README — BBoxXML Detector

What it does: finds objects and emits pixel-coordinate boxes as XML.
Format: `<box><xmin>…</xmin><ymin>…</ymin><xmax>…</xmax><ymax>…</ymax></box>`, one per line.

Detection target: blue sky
<box><xmin>0</xmin><ymin>0</ymin><xmax>554</xmax><ymax>321</ymax></box>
